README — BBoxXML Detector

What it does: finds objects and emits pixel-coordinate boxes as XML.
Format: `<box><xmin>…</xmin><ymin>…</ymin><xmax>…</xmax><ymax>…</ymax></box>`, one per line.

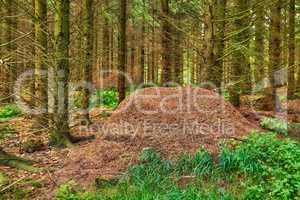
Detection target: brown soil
<box><xmin>56</xmin><ymin>87</ymin><xmax>259</xmax><ymax>187</ymax></box>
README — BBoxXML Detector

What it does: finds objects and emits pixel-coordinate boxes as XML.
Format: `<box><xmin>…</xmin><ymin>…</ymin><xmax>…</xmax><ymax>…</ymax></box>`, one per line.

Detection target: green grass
<box><xmin>55</xmin><ymin>132</ymin><xmax>300</xmax><ymax>200</ymax></box>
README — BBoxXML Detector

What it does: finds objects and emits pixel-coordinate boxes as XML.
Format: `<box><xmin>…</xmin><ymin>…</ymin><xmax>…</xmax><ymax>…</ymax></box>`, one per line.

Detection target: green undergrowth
<box><xmin>56</xmin><ymin>132</ymin><xmax>300</xmax><ymax>200</ymax></box>
<box><xmin>0</xmin><ymin>105</ymin><xmax>22</xmax><ymax>120</ymax></box>
<box><xmin>0</xmin><ymin>177</ymin><xmax>43</xmax><ymax>200</ymax></box>
<box><xmin>260</xmin><ymin>117</ymin><xmax>300</xmax><ymax>136</ymax></box>
<box><xmin>73</xmin><ymin>89</ymin><xmax>118</xmax><ymax>109</ymax></box>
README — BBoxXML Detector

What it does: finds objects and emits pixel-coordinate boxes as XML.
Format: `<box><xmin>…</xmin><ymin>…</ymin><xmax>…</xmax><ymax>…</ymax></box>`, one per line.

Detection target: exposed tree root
<box><xmin>0</xmin><ymin>150</ymin><xmax>40</xmax><ymax>172</ymax></box>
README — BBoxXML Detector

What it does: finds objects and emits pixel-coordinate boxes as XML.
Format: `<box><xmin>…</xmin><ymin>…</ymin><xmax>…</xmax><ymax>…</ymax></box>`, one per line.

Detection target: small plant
<box><xmin>192</xmin><ymin>148</ymin><xmax>214</xmax><ymax>176</ymax></box>
<box><xmin>174</xmin><ymin>153</ymin><xmax>194</xmax><ymax>176</ymax></box>
<box><xmin>0</xmin><ymin>104</ymin><xmax>22</xmax><ymax>119</ymax></box>
<box><xmin>219</xmin><ymin>146</ymin><xmax>237</xmax><ymax>172</ymax></box>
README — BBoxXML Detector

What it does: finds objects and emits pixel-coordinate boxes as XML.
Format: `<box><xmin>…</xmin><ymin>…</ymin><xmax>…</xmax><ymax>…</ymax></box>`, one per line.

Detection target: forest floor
<box><xmin>1</xmin><ymin>87</ymin><xmax>300</xmax><ymax>199</ymax></box>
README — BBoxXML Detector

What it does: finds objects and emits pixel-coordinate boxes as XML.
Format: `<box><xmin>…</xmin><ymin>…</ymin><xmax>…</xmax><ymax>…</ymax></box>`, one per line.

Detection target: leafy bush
<box><xmin>0</xmin><ymin>105</ymin><xmax>22</xmax><ymax>119</ymax></box>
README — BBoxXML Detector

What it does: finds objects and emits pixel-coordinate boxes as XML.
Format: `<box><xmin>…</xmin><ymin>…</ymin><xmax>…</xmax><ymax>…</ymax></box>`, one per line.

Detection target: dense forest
<box><xmin>0</xmin><ymin>0</ymin><xmax>300</xmax><ymax>199</ymax></box>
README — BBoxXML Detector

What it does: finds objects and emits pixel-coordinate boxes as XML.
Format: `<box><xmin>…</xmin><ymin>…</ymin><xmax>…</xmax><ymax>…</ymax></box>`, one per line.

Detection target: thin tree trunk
<box><xmin>139</xmin><ymin>0</ymin><xmax>145</xmax><ymax>85</ymax></box>
<box><xmin>34</xmin><ymin>0</ymin><xmax>48</xmax><ymax>128</ymax></box>
<box><xmin>213</xmin><ymin>0</ymin><xmax>226</xmax><ymax>90</ymax></box>
<box><xmin>267</xmin><ymin>0</ymin><xmax>282</xmax><ymax>111</ymax></box>
<box><xmin>160</xmin><ymin>0</ymin><xmax>172</xmax><ymax>85</ymax></box>
<box><xmin>110</xmin><ymin>26</ymin><xmax>114</xmax><ymax>70</ymax></box>
<box><xmin>118</xmin><ymin>0</ymin><xmax>127</xmax><ymax>103</ymax></box>
<box><xmin>81</xmin><ymin>0</ymin><xmax>94</xmax><ymax>123</ymax></box>
<box><xmin>288</xmin><ymin>0</ymin><xmax>295</xmax><ymax>99</ymax></box>
<box><xmin>102</xmin><ymin>0</ymin><xmax>110</xmax><ymax>78</ymax></box>
<box><xmin>229</xmin><ymin>0</ymin><xmax>251</xmax><ymax>107</ymax></box>
<box><xmin>2</xmin><ymin>0</ymin><xmax>15</xmax><ymax>102</ymax></box>
<box><xmin>173</xmin><ymin>24</ymin><xmax>183</xmax><ymax>85</ymax></box>
<box><xmin>254</xmin><ymin>0</ymin><xmax>265</xmax><ymax>83</ymax></box>
<box><xmin>130</xmin><ymin>24</ymin><xmax>136</xmax><ymax>82</ymax></box>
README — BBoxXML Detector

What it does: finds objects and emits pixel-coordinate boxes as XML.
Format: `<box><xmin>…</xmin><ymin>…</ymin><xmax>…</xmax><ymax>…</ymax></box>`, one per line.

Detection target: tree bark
<box><xmin>287</xmin><ymin>0</ymin><xmax>295</xmax><ymax>99</ymax></box>
<box><xmin>34</xmin><ymin>0</ymin><xmax>48</xmax><ymax>128</ymax></box>
<box><xmin>229</xmin><ymin>0</ymin><xmax>251</xmax><ymax>107</ymax></box>
<box><xmin>102</xmin><ymin>0</ymin><xmax>110</xmax><ymax>78</ymax></box>
<box><xmin>173</xmin><ymin>23</ymin><xmax>183</xmax><ymax>85</ymax></box>
<box><xmin>202</xmin><ymin>3</ymin><xmax>214</xmax><ymax>86</ymax></box>
<box><xmin>160</xmin><ymin>0</ymin><xmax>172</xmax><ymax>85</ymax></box>
<box><xmin>81</xmin><ymin>0</ymin><xmax>94</xmax><ymax>123</ymax></box>
<box><xmin>51</xmin><ymin>0</ymin><xmax>72</xmax><ymax>147</ymax></box>
<box><xmin>139</xmin><ymin>0</ymin><xmax>145</xmax><ymax>85</ymax></box>
<box><xmin>267</xmin><ymin>0</ymin><xmax>282</xmax><ymax>111</ymax></box>
<box><xmin>211</xmin><ymin>0</ymin><xmax>226</xmax><ymax>90</ymax></box>
<box><xmin>254</xmin><ymin>0</ymin><xmax>265</xmax><ymax>83</ymax></box>
<box><xmin>118</xmin><ymin>0</ymin><xmax>127</xmax><ymax>103</ymax></box>
<box><xmin>2</xmin><ymin>0</ymin><xmax>17</xmax><ymax>103</ymax></box>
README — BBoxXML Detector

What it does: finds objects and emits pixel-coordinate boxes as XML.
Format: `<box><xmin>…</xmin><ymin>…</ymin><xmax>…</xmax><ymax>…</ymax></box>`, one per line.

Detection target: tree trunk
<box><xmin>110</xmin><ymin>26</ymin><xmax>114</xmax><ymax>70</ymax></box>
<box><xmin>267</xmin><ymin>0</ymin><xmax>282</xmax><ymax>111</ymax></box>
<box><xmin>118</xmin><ymin>0</ymin><xmax>127</xmax><ymax>103</ymax></box>
<box><xmin>287</xmin><ymin>0</ymin><xmax>295</xmax><ymax>99</ymax></box>
<box><xmin>139</xmin><ymin>0</ymin><xmax>145</xmax><ymax>85</ymax></box>
<box><xmin>51</xmin><ymin>0</ymin><xmax>72</xmax><ymax>147</ymax></box>
<box><xmin>0</xmin><ymin>1</ymin><xmax>5</xmax><ymax>101</ymax></box>
<box><xmin>2</xmin><ymin>0</ymin><xmax>16</xmax><ymax>103</ymax></box>
<box><xmin>160</xmin><ymin>0</ymin><xmax>172</xmax><ymax>85</ymax></box>
<box><xmin>102</xmin><ymin>0</ymin><xmax>110</xmax><ymax>78</ymax></box>
<box><xmin>173</xmin><ymin>24</ymin><xmax>183</xmax><ymax>85</ymax></box>
<box><xmin>298</xmin><ymin>39</ymin><xmax>300</xmax><ymax>88</ymax></box>
<box><xmin>129</xmin><ymin>24</ymin><xmax>136</xmax><ymax>83</ymax></box>
<box><xmin>229</xmin><ymin>0</ymin><xmax>251</xmax><ymax>107</ymax></box>
<box><xmin>212</xmin><ymin>0</ymin><xmax>226</xmax><ymax>90</ymax></box>
<box><xmin>202</xmin><ymin>3</ymin><xmax>214</xmax><ymax>85</ymax></box>
<box><xmin>81</xmin><ymin>0</ymin><xmax>94</xmax><ymax>123</ymax></box>
<box><xmin>34</xmin><ymin>0</ymin><xmax>48</xmax><ymax>128</ymax></box>
<box><xmin>254</xmin><ymin>0</ymin><xmax>265</xmax><ymax>84</ymax></box>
